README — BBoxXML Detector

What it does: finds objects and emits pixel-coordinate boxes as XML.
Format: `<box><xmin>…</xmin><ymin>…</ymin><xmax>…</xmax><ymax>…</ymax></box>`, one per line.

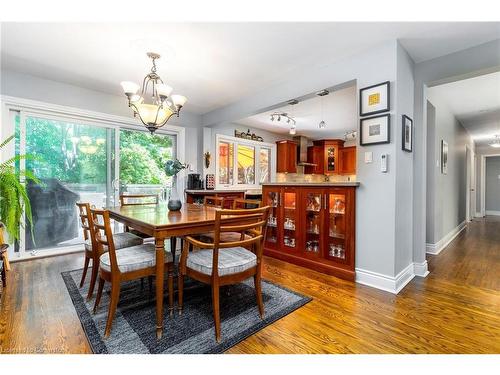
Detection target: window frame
<box><xmin>215</xmin><ymin>134</ymin><xmax>276</xmax><ymax>189</ymax></box>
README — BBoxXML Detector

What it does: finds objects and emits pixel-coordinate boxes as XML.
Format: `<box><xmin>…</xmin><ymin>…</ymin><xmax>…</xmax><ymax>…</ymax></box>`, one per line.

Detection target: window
<box><xmin>216</xmin><ymin>134</ymin><xmax>275</xmax><ymax>188</ymax></box>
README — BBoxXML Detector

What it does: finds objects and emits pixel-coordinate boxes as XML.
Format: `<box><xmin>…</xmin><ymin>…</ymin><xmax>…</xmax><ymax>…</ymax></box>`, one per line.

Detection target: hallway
<box><xmin>1</xmin><ymin>217</ymin><xmax>499</xmax><ymax>353</ymax></box>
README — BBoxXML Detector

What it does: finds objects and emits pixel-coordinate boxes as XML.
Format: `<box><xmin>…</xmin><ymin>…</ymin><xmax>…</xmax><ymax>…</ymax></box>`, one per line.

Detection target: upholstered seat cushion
<box><xmin>186</xmin><ymin>246</ymin><xmax>256</xmax><ymax>276</ymax></box>
<box><xmin>84</xmin><ymin>232</ymin><xmax>143</xmax><ymax>252</ymax></box>
<box><xmin>100</xmin><ymin>243</ymin><xmax>173</xmax><ymax>273</ymax></box>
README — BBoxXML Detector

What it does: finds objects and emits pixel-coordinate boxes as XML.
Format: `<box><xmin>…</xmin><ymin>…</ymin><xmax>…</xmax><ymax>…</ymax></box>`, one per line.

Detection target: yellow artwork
<box><xmin>368</xmin><ymin>93</ymin><xmax>380</xmax><ymax>106</ymax></box>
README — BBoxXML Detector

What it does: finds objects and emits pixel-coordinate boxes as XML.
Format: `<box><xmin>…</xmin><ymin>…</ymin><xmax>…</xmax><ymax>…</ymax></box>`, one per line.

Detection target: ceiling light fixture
<box><xmin>270</xmin><ymin>112</ymin><xmax>296</xmax><ymax>126</ymax></box>
<box><xmin>317</xmin><ymin>89</ymin><xmax>329</xmax><ymax>129</ymax></box>
<box><xmin>121</xmin><ymin>52</ymin><xmax>187</xmax><ymax>134</ymax></box>
<box><xmin>489</xmin><ymin>135</ymin><xmax>500</xmax><ymax>148</ymax></box>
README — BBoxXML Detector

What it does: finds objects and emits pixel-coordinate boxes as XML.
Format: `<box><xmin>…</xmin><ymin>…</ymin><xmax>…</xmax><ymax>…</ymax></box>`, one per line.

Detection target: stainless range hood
<box><xmin>293</xmin><ymin>136</ymin><xmax>317</xmax><ymax>167</ymax></box>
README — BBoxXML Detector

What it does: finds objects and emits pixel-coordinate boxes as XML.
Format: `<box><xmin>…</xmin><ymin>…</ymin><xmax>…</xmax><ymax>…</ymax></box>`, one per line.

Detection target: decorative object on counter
<box><xmin>402</xmin><ymin>115</ymin><xmax>413</xmax><ymax>152</ymax></box>
<box><xmin>120</xmin><ymin>52</ymin><xmax>187</xmax><ymax>134</ymax></box>
<box><xmin>344</xmin><ymin>130</ymin><xmax>357</xmax><ymax>141</ymax></box>
<box><xmin>204</xmin><ymin>151</ymin><xmax>211</xmax><ymax>168</ymax></box>
<box><xmin>234</xmin><ymin>129</ymin><xmax>264</xmax><ymax>142</ymax></box>
<box><xmin>441</xmin><ymin>140</ymin><xmax>448</xmax><ymax>175</ymax></box>
<box><xmin>359</xmin><ymin>81</ymin><xmax>390</xmax><ymax>116</ymax></box>
<box><xmin>205</xmin><ymin>174</ymin><xmax>215</xmax><ymax>190</ymax></box>
<box><xmin>165</xmin><ymin>159</ymin><xmax>187</xmax><ymax>211</ymax></box>
<box><xmin>360</xmin><ymin>114</ymin><xmax>390</xmax><ymax>146</ymax></box>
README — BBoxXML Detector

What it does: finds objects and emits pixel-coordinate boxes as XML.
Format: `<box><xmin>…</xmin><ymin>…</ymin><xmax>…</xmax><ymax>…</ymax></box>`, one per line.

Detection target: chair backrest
<box><xmin>232</xmin><ymin>198</ymin><xmax>262</xmax><ymax>209</ymax></box>
<box><xmin>203</xmin><ymin>196</ymin><xmax>224</xmax><ymax>208</ymax></box>
<box><xmin>210</xmin><ymin>206</ymin><xmax>271</xmax><ymax>276</ymax></box>
<box><xmin>76</xmin><ymin>202</ymin><xmax>97</xmax><ymax>253</ymax></box>
<box><xmin>120</xmin><ymin>194</ymin><xmax>158</xmax><ymax>206</ymax></box>
<box><xmin>90</xmin><ymin>208</ymin><xmax>119</xmax><ymax>273</ymax></box>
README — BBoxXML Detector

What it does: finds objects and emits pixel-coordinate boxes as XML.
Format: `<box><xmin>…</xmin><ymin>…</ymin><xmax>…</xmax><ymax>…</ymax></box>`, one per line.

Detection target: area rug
<box><xmin>62</xmin><ymin>267</ymin><xmax>311</xmax><ymax>354</ymax></box>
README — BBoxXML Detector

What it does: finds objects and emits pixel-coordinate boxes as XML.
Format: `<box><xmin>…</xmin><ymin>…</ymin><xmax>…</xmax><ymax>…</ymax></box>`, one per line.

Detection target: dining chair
<box><xmin>202</xmin><ymin>198</ymin><xmax>262</xmax><ymax>244</ymax></box>
<box><xmin>178</xmin><ymin>206</ymin><xmax>270</xmax><ymax>342</ymax></box>
<box><xmin>76</xmin><ymin>202</ymin><xmax>143</xmax><ymax>300</ymax></box>
<box><xmin>203</xmin><ymin>196</ymin><xmax>224</xmax><ymax>208</ymax></box>
<box><xmin>91</xmin><ymin>208</ymin><xmax>175</xmax><ymax>338</ymax></box>
<box><xmin>119</xmin><ymin>194</ymin><xmax>159</xmax><ymax>207</ymax></box>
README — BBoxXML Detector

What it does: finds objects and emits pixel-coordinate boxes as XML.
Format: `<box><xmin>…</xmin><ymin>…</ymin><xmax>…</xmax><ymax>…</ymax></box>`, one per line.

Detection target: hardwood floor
<box><xmin>1</xmin><ymin>216</ymin><xmax>499</xmax><ymax>353</ymax></box>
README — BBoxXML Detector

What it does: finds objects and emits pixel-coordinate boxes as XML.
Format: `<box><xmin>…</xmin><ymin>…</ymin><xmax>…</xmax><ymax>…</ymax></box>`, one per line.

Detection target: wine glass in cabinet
<box><xmin>326</xmin><ymin>189</ymin><xmax>348</xmax><ymax>263</ymax></box>
<box><xmin>263</xmin><ymin>188</ymin><xmax>280</xmax><ymax>249</ymax></box>
<box><xmin>282</xmin><ymin>188</ymin><xmax>298</xmax><ymax>251</ymax></box>
<box><xmin>303</xmin><ymin>189</ymin><xmax>324</xmax><ymax>257</ymax></box>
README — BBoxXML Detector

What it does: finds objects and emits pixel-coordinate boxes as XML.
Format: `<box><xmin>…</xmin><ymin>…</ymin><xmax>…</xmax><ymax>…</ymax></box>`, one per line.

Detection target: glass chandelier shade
<box><xmin>121</xmin><ymin>52</ymin><xmax>186</xmax><ymax>133</ymax></box>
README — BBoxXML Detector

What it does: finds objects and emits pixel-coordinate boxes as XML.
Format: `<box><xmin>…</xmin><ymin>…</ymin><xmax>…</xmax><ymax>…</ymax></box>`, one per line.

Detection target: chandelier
<box><xmin>121</xmin><ymin>52</ymin><xmax>187</xmax><ymax>134</ymax></box>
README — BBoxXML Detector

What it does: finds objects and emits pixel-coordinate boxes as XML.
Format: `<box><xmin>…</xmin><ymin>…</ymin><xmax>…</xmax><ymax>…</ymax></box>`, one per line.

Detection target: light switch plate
<box><xmin>365</xmin><ymin>152</ymin><xmax>373</xmax><ymax>163</ymax></box>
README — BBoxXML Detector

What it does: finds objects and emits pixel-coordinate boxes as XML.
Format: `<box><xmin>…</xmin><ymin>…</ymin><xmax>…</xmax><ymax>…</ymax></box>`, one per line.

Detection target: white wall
<box><xmin>425</xmin><ymin>90</ymin><xmax>474</xmax><ymax>244</ymax></box>
<box><xmin>413</xmin><ymin>39</ymin><xmax>500</xmax><ymax>268</ymax></box>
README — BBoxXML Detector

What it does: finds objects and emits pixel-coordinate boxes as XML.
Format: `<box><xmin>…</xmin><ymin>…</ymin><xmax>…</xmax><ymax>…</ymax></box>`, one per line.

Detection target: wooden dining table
<box><xmin>107</xmin><ymin>202</ymin><xmax>222</xmax><ymax>339</ymax></box>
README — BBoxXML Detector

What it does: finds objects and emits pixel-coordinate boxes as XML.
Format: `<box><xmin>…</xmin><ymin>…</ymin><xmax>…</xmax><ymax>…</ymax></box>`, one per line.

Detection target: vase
<box><xmin>167</xmin><ymin>179</ymin><xmax>182</xmax><ymax>211</ymax></box>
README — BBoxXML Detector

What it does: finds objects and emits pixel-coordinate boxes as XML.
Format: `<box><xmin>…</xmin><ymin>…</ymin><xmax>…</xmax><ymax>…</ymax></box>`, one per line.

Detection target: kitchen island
<box><xmin>262</xmin><ymin>182</ymin><xmax>359</xmax><ymax>280</ymax></box>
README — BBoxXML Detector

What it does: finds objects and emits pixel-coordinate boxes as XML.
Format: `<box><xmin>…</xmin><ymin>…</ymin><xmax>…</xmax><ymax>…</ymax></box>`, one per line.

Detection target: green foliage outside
<box><xmin>22</xmin><ymin>117</ymin><xmax>174</xmax><ymax>188</ymax></box>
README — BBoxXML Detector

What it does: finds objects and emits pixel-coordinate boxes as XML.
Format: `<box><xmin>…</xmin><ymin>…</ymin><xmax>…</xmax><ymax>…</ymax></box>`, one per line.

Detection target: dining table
<box><xmin>107</xmin><ymin>202</ymin><xmax>222</xmax><ymax>339</ymax></box>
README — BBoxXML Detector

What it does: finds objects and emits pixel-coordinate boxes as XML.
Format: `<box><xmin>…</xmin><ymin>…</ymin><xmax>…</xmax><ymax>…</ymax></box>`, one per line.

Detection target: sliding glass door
<box><xmin>12</xmin><ymin>113</ymin><xmax>177</xmax><ymax>256</ymax></box>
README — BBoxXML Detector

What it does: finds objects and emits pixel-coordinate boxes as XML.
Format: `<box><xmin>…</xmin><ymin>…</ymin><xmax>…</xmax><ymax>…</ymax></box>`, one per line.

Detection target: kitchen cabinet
<box><xmin>304</xmin><ymin>145</ymin><xmax>324</xmax><ymax>174</ymax></box>
<box><xmin>262</xmin><ymin>183</ymin><xmax>356</xmax><ymax>280</ymax></box>
<box><xmin>313</xmin><ymin>139</ymin><xmax>344</xmax><ymax>175</ymax></box>
<box><xmin>276</xmin><ymin>140</ymin><xmax>297</xmax><ymax>173</ymax></box>
<box><xmin>339</xmin><ymin>146</ymin><xmax>356</xmax><ymax>175</ymax></box>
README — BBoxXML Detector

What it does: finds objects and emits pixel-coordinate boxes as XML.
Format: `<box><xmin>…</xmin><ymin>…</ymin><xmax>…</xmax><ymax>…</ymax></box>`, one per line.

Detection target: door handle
<box><xmin>324</xmin><ymin>194</ymin><xmax>327</xmax><ymax>210</ymax></box>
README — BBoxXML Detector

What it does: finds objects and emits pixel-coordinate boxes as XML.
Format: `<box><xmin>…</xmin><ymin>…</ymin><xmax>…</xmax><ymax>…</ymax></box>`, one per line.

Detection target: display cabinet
<box><xmin>312</xmin><ymin>139</ymin><xmax>345</xmax><ymax>175</ymax></box>
<box><xmin>262</xmin><ymin>183</ymin><xmax>356</xmax><ymax>281</ymax></box>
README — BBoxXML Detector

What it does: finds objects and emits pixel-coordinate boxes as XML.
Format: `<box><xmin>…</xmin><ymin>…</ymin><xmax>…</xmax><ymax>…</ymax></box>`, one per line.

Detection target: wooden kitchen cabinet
<box><xmin>304</xmin><ymin>145</ymin><xmax>324</xmax><ymax>174</ymax></box>
<box><xmin>262</xmin><ymin>183</ymin><xmax>357</xmax><ymax>281</ymax></box>
<box><xmin>311</xmin><ymin>139</ymin><xmax>345</xmax><ymax>175</ymax></box>
<box><xmin>339</xmin><ymin>146</ymin><xmax>356</xmax><ymax>175</ymax></box>
<box><xmin>276</xmin><ymin>140</ymin><xmax>297</xmax><ymax>173</ymax></box>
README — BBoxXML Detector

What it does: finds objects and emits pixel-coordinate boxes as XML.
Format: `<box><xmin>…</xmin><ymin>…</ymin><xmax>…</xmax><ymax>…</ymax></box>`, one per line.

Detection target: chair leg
<box><xmin>86</xmin><ymin>260</ymin><xmax>99</xmax><ymax>300</ymax></box>
<box><xmin>104</xmin><ymin>279</ymin><xmax>120</xmax><ymax>338</ymax></box>
<box><xmin>167</xmin><ymin>264</ymin><xmax>174</xmax><ymax>317</ymax></box>
<box><xmin>93</xmin><ymin>277</ymin><xmax>105</xmax><ymax>313</ymax></box>
<box><xmin>211</xmin><ymin>283</ymin><xmax>221</xmax><ymax>342</ymax></box>
<box><xmin>178</xmin><ymin>273</ymin><xmax>184</xmax><ymax>315</ymax></box>
<box><xmin>170</xmin><ymin>237</ymin><xmax>176</xmax><ymax>262</ymax></box>
<box><xmin>254</xmin><ymin>274</ymin><xmax>264</xmax><ymax>318</ymax></box>
<box><xmin>79</xmin><ymin>256</ymin><xmax>90</xmax><ymax>288</ymax></box>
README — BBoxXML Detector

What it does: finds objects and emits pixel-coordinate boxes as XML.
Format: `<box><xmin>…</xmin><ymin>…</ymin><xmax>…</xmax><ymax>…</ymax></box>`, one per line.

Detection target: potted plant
<box><xmin>0</xmin><ymin>135</ymin><xmax>38</xmax><ymax>246</ymax></box>
<box><xmin>164</xmin><ymin>159</ymin><xmax>187</xmax><ymax>211</ymax></box>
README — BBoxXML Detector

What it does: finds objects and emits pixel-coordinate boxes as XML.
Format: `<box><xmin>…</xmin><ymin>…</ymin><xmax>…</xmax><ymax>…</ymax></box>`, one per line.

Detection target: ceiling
<box><xmin>235</xmin><ymin>84</ymin><xmax>356</xmax><ymax>139</ymax></box>
<box><xmin>428</xmin><ymin>71</ymin><xmax>500</xmax><ymax>146</ymax></box>
<box><xmin>1</xmin><ymin>22</ymin><xmax>499</xmax><ymax>115</ymax></box>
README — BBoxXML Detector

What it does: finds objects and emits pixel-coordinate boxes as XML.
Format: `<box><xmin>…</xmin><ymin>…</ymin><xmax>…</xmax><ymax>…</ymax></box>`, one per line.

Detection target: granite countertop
<box><xmin>262</xmin><ymin>182</ymin><xmax>360</xmax><ymax>187</ymax></box>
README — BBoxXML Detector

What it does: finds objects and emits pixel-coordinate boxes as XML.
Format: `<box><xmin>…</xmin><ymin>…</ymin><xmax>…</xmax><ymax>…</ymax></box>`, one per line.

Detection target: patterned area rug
<box><xmin>62</xmin><ymin>268</ymin><xmax>311</xmax><ymax>354</ymax></box>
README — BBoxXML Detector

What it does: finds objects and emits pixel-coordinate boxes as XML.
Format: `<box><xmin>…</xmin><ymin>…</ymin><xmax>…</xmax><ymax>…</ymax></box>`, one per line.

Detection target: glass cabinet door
<box><xmin>263</xmin><ymin>188</ymin><xmax>280</xmax><ymax>248</ymax></box>
<box><xmin>304</xmin><ymin>190</ymin><xmax>323</xmax><ymax>256</ymax></box>
<box><xmin>282</xmin><ymin>189</ymin><xmax>298</xmax><ymax>251</ymax></box>
<box><xmin>326</xmin><ymin>146</ymin><xmax>336</xmax><ymax>173</ymax></box>
<box><xmin>326</xmin><ymin>190</ymin><xmax>347</xmax><ymax>262</ymax></box>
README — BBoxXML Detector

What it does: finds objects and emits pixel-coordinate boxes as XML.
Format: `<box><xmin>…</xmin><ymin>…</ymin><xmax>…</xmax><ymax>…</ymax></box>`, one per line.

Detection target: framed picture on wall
<box><xmin>441</xmin><ymin>140</ymin><xmax>448</xmax><ymax>174</ymax></box>
<box><xmin>402</xmin><ymin>115</ymin><xmax>413</xmax><ymax>152</ymax></box>
<box><xmin>360</xmin><ymin>114</ymin><xmax>390</xmax><ymax>146</ymax></box>
<box><xmin>359</xmin><ymin>81</ymin><xmax>390</xmax><ymax>116</ymax></box>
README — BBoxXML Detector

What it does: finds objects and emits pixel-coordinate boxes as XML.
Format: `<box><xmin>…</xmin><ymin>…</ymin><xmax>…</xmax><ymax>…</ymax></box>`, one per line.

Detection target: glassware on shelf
<box><xmin>306</xmin><ymin>195</ymin><xmax>321</xmax><ymax>212</ymax></box>
<box><xmin>284</xmin><ymin>217</ymin><xmax>295</xmax><ymax>230</ymax></box>
<box><xmin>284</xmin><ymin>236</ymin><xmax>295</xmax><ymax>248</ymax></box>
<box><xmin>267</xmin><ymin>216</ymin><xmax>277</xmax><ymax>227</ymax></box>
<box><xmin>329</xmin><ymin>243</ymin><xmax>345</xmax><ymax>259</ymax></box>
<box><xmin>269</xmin><ymin>193</ymin><xmax>278</xmax><ymax>207</ymax></box>
<box><xmin>306</xmin><ymin>240</ymin><xmax>319</xmax><ymax>253</ymax></box>
<box><xmin>331</xmin><ymin>198</ymin><xmax>345</xmax><ymax>214</ymax></box>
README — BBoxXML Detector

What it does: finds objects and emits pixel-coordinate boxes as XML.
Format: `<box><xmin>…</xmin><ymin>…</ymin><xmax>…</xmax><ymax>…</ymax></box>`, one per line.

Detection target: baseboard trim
<box><xmin>475</xmin><ymin>212</ymin><xmax>483</xmax><ymax>218</ymax></box>
<box><xmin>426</xmin><ymin>220</ymin><xmax>466</xmax><ymax>255</ymax></box>
<box><xmin>413</xmin><ymin>260</ymin><xmax>430</xmax><ymax>277</ymax></box>
<box><xmin>355</xmin><ymin>263</ymin><xmax>415</xmax><ymax>294</ymax></box>
<box><xmin>486</xmin><ymin>210</ymin><xmax>500</xmax><ymax>216</ymax></box>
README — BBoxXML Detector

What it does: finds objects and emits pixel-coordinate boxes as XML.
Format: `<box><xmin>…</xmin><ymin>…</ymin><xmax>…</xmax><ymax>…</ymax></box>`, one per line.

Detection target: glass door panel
<box><xmin>282</xmin><ymin>190</ymin><xmax>297</xmax><ymax>251</ymax></box>
<box><xmin>326</xmin><ymin>191</ymin><xmax>347</xmax><ymax>261</ymax></box>
<box><xmin>23</xmin><ymin>116</ymin><xmax>114</xmax><ymax>252</ymax></box>
<box><xmin>304</xmin><ymin>190</ymin><xmax>323</xmax><ymax>256</ymax></box>
<box><xmin>118</xmin><ymin>129</ymin><xmax>175</xmax><ymax>202</ymax></box>
<box><xmin>264</xmin><ymin>189</ymin><xmax>279</xmax><ymax>248</ymax></box>
<box><xmin>326</xmin><ymin>146</ymin><xmax>336</xmax><ymax>173</ymax></box>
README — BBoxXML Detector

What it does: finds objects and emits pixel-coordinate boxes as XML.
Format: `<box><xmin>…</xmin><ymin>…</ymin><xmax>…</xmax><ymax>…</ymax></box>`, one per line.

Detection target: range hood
<box><xmin>293</xmin><ymin>136</ymin><xmax>317</xmax><ymax>166</ymax></box>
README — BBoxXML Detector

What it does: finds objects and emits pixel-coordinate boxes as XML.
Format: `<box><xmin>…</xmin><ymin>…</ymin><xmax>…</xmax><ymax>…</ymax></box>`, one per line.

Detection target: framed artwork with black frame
<box><xmin>359</xmin><ymin>81</ymin><xmax>390</xmax><ymax>116</ymax></box>
<box><xmin>402</xmin><ymin>115</ymin><xmax>413</xmax><ymax>152</ymax></box>
<box><xmin>360</xmin><ymin>114</ymin><xmax>390</xmax><ymax>146</ymax></box>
